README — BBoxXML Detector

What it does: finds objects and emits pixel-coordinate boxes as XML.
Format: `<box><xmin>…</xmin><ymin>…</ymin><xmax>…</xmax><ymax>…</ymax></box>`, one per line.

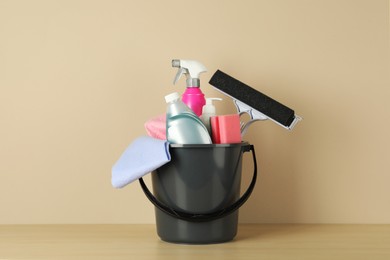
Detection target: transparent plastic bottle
<box><xmin>165</xmin><ymin>92</ymin><xmax>212</xmax><ymax>144</ymax></box>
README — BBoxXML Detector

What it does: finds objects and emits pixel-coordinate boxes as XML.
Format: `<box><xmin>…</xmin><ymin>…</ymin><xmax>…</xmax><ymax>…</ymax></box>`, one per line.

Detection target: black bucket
<box><xmin>139</xmin><ymin>142</ymin><xmax>257</xmax><ymax>244</ymax></box>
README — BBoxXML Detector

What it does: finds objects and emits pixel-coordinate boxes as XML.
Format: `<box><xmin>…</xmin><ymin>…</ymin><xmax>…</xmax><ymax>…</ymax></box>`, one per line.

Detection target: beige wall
<box><xmin>0</xmin><ymin>0</ymin><xmax>389</xmax><ymax>224</ymax></box>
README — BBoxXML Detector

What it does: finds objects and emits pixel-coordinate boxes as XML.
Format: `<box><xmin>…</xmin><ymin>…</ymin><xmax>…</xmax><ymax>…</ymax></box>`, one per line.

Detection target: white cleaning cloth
<box><xmin>111</xmin><ymin>136</ymin><xmax>171</xmax><ymax>188</ymax></box>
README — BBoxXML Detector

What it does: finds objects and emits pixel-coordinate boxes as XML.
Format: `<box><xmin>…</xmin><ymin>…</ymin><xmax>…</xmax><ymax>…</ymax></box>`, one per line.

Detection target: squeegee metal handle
<box><xmin>234</xmin><ymin>100</ymin><xmax>268</xmax><ymax>137</ymax></box>
<box><xmin>235</xmin><ymin>99</ymin><xmax>302</xmax><ymax>135</ymax></box>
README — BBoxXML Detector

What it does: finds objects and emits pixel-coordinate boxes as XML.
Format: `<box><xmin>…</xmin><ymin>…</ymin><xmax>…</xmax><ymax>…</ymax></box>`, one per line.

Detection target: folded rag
<box><xmin>111</xmin><ymin>136</ymin><xmax>171</xmax><ymax>188</ymax></box>
<box><xmin>144</xmin><ymin>114</ymin><xmax>166</xmax><ymax>140</ymax></box>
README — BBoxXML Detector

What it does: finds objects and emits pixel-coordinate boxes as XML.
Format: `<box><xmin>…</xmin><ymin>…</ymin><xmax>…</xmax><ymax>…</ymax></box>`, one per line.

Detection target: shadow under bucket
<box><xmin>139</xmin><ymin>142</ymin><xmax>257</xmax><ymax>244</ymax></box>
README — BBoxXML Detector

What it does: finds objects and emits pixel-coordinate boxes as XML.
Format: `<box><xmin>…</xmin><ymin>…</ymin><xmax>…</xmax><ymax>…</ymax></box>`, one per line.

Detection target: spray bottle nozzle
<box><xmin>172</xmin><ymin>59</ymin><xmax>207</xmax><ymax>87</ymax></box>
<box><xmin>172</xmin><ymin>59</ymin><xmax>181</xmax><ymax>68</ymax></box>
<box><xmin>205</xmin><ymin>97</ymin><xmax>222</xmax><ymax>105</ymax></box>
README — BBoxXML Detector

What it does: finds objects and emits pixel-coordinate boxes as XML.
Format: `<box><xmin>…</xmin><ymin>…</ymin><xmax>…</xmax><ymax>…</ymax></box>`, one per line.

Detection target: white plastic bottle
<box><xmin>165</xmin><ymin>92</ymin><xmax>212</xmax><ymax>144</ymax></box>
<box><xmin>200</xmin><ymin>98</ymin><xmax>222</xmax><ymax>134</ymax></box>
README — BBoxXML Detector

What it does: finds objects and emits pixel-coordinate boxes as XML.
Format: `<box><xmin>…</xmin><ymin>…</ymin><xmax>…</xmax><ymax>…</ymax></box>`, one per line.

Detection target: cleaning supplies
<box><xmin>144</xmin><ymin>114</ymin><xmax>166</xmax><ymax>140</ymax></box>
<box><xmin>200</xmin><ymin>98</ymin><xmax>222</xmax><ymax>134</ymax></box>
<box><xmin>209</xmin><ymin>70</ymin><xmax>302</xmax><ymax>135</ymax></box>
<box><xmin>172</xmin><ymin>59</ymin><xmax>207</xmax><ymax>116</ymax></box>
<box><xmin>111</xmin><ymin>136</ymin><xmax>171</xmax><ymax>188</ymax></box>
<box><xmin>165</xmin><ymin>92</ymin><xmax>212</xmax><ymax>144</ymax></box>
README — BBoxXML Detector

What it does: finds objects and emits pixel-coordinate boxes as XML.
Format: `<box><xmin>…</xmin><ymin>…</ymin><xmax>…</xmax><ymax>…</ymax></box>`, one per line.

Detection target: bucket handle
<box><xmin>139</xmin><ymin>144</ymin><xmax>257</xmax><ymax>223</ymax></box>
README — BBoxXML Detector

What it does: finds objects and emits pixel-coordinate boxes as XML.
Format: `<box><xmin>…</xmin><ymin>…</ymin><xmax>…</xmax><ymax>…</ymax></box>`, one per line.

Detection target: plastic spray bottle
<box><xmin>172</xmin><ymin>59</ymin><xmax>207</xmax><ymax>116</ymax></box>
<box><xmin>200</xmin><ymin>98</ymin><xmax>222</xmax><ymax>134</ymax></box>
<box><xmin>165</xmin><ymin>92</ymin><xmax>212</xmax><ymax>144</ymax></box>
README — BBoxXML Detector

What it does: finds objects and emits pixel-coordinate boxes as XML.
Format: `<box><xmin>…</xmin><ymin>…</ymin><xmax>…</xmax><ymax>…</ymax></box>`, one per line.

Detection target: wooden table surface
<box><xmin>1</xmin><ymin>224</ymin><xmax>389</xmax><ymax>259</ymax></box>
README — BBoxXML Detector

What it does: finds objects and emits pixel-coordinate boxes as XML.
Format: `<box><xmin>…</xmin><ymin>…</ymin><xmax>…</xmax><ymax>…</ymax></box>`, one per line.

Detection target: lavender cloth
<box><xmin>111</xmin><ymin>136</ymin><xmax>170</xmax><ymax>188</ymax></box>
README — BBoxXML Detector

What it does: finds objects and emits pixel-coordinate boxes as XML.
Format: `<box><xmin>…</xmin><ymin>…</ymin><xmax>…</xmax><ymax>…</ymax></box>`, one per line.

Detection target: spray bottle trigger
<box><xmin>173</xmin><ymin>68</ymin><xmax>187</xmax><ymax>85</ymax></box>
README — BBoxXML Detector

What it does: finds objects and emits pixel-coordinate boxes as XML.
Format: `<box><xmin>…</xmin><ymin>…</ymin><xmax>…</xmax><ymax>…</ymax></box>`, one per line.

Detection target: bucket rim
<box><xmin>169</xmin><ymin>141</ymin><xmax>250</xmax><ymax>148</ymax></box>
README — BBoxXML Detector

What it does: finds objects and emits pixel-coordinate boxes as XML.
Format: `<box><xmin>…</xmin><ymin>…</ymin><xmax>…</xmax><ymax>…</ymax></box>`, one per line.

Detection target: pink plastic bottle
<box><xmin>182</xmin><ymin>87</ymin><xmax>205</xmax><ymax>117</ymax></box>
<box><xmin>172</xmin><ymin>59</ymin><xmax>207</xmax><ymax>116</ymax></box>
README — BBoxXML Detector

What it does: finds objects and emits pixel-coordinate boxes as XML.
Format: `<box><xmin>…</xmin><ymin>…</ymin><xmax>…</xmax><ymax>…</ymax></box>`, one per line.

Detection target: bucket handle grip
<box><xmin>139</xmin><ymin>144</ymin><xmax>257</xmax><ymax>223</ymax></box>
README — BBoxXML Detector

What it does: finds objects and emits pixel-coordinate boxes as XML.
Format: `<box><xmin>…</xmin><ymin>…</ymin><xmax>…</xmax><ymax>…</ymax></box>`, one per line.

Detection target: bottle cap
<box><xmin>165</xmin><ymin>92</ymin><xmax>180</xmax><ymax>103</ymax></box>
